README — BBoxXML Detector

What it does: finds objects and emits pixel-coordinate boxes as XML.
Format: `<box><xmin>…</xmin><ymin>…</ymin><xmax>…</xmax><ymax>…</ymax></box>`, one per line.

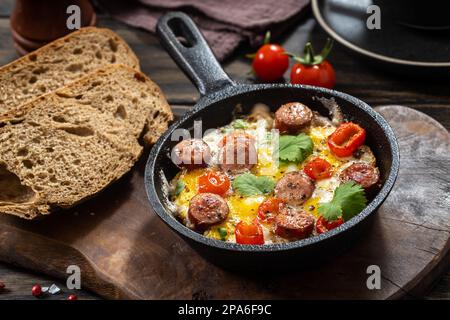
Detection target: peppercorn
<box><xmin>32</xmin><ymin>284</ymin><xmax>42</xmax><ymax>297</ymax></box>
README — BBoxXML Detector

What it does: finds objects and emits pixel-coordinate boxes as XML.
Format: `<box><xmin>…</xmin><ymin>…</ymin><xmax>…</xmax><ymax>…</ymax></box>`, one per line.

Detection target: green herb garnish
<box><xmin>232</xmin><ymin>119</ymin><xmax>248</xmax><ymax>129</ymax></box>
<box><xmin>218</xmin><ymin>227</ymin><xmax>228</xmax><ymax>241</ymax></box>
<box><xmin>318</xmin><ymin>182</ymin><xmax>367</xmax><ymax>221</ymax></box>
<box><xmin>232</xmin><ymin>173</ymin><xmax>275</xmax><ymax>196</ymax></box>
<box><xmin>174</xmin><ymin>180</ymin><xmax>185</xmax><ymax>196</ymax></box>
<box><xmin>277</xmin><ymin>133</ymin><xmax>313</xmax><ymax>163</ymax></box>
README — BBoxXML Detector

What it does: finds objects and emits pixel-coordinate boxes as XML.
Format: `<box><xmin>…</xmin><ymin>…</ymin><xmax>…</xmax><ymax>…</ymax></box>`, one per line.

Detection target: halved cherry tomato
<box><xmin>257</xmin><ymin>198</ymin><xmax>285</xmax><ymax>223</ymax></box>
<box><xmin>327</xmin><ymin>122</ymin><xmax>366</xmax><ymax>158</ymax></box>
<box><xmin>304</xmin><ymin>158</ymin><xmax>333</xmax><ymax>180</ymax></box>
<box><xmin>198</xmin><ymin>171</ymin><xmax>230</xmax><ymax>195</ymax></box>
<box><xmin>235</xmin><ymin>221</ymin><xmax>264</xmax><ymax>245</ymax></box>
<box><xmin>252</xmin><ymin>44</ymin><xmax>289</xmax><ymax>82</ymax></box>
<box><xmin>316</xmin><ymin>215</ymin><xmax>344</xmax><ymax>234</ymax></box>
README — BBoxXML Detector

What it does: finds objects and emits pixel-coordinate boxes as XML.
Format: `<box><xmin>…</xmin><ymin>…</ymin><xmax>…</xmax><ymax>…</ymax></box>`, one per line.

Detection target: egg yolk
<box><xmin>173</xmin><ymin>125</ymin><xmax>364</xmax><ymax>243</ymax></box>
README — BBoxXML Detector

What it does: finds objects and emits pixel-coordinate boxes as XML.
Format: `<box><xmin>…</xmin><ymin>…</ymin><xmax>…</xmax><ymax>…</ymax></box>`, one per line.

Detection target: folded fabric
<box><xmin>96</xmin><ymin>0</ymin><xmax>310</xmax><ymax>61</ymax></box>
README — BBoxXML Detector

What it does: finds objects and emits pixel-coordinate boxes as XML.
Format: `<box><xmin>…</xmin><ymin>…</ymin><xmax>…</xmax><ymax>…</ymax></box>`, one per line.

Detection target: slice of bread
<box><xmin>0</xmin><ymin>27</ymin><xmax>139</xmax><ymax>115</ymax></box>
<box><xmin>0</xmin><ymin>108</ymin><xmax>142</xmax><ymax>219</ymax></box>
<box><xmin>1</xmin><ymin>64</ymin><xmax>174</xmax><ymax>145</ymax></box>
<box><xmin>0</xmin><ymin>66</ymin><xmax>173</xmax><ymax>219</ymax></box>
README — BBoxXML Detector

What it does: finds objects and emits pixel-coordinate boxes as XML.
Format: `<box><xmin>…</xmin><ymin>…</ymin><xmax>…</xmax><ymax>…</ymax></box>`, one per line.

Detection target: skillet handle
<box><xmin>156</xmin><ymin>12</ymin><xmax>235</xmax><ymax>97</ymax></box>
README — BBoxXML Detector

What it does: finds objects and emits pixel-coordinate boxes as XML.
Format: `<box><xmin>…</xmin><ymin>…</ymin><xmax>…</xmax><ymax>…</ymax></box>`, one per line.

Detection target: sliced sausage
<box><xmin>188</xmin><ymin>193</ymin><xmax>229</xmax><ymax>229</ymax></box>
<box><xmin>172</xmin><ymin>139</ymin><xmax>211</xmax><ymax>170</ymax></box>
<box><xmin>274</xmin><ymin>206</ymin><xmax>314</xmax><ymax>239</ymax></box>
<box><xmin>218</xmin><ymin>133</ymin><xmax>257</xmax><ymax>173</ymax></box>
<box><xmin>274</xmin><ymin>171</ymin><xmax>315</xmax><ymax>205</ymax></box>
<box><xmin>340</xmin><ymin>162</ymin><xmax>380</xmax><ymax>190</ymax></box>
<box><xmin>274</xmin><ymin>102</ymin><xmax>313</xmax><ymax>133</ymax></box>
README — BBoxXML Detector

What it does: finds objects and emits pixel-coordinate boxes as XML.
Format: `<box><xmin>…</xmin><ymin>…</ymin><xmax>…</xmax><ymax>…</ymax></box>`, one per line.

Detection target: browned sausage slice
<box><xmin>172</xmin><ymin>139</ymin><xmax>211</xmax><ymax>170</ymax></box>
<box><xmin>188</xmin><ymin>193</ymin><xmax>229</xmax><ymax>229</ymax></box>
<box><xmin>218</xmin><ymin>133</ymin><xmax>257</xmax><ymax>173</ymax></box>
<box><xmin>274</xmin><ymin>102</ymin><xmax>313</xmax><ymax>134</ymax></box>
<box><xmin>339</xmin><ymin>162</ymin><xmax>380</xmax><ymax>190</ymax></box>
<box><xmin>274</xmin><ymin>206</ymin><xmax>314</xmax><ymax>239</ymax></box>
<box><xmin>274</xmin><ymin>171</ymin><xmax>315</xmax><ymax>205</ymax></box>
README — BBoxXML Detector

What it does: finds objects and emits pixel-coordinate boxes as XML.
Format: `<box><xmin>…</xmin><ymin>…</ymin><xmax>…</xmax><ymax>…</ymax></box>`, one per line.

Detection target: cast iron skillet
<box><xmin>145</xmin><ymin>12</ymin><xmax>399</xmax><ymax>270</ymax></box>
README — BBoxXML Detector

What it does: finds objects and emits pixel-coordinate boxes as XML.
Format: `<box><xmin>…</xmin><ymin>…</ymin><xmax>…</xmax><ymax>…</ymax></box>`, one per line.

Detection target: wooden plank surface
<box><xmin>0</xmin><ymin>105</ymin><xmax>449</xmax><ymax>300</ymax></box>
<box><xmin>0</xmin><ymin>5</ymin><xmax>449</xmax><ymax>299</ymax></box>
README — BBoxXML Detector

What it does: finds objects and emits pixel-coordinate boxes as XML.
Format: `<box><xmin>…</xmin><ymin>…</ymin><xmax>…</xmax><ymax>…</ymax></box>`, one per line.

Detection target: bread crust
<box><xmin>0</xmin><ymin>27</ymin><xmax>140</xmax><ymax>114</ymax></box>
<box><xmin>0</xmin><ymin>28</ymin><xmax>173</xmax><ymax>219</ymax></box>
<box><xmin>0</xmin><ymin>65</ymin><xmax>173</xmax><ymax>219</ymax></box>
<box><xmin>0</xmin><ymin>27</ymin><xmax>140</xmax><ymax>71</ymax></box>
<box><xmin>0</xmin><ymin>64</ymin><xmax>173</xmax><ymax>144</ymax></box>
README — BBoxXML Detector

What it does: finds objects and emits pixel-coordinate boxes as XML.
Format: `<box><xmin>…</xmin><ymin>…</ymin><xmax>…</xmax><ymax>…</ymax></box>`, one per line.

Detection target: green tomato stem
<box><xmin>292</xmin><ymin>38</ymin><xmax>334</xmax><ymax>66</ymax></box>
<box><xmin>263</xmin><ymin>30</ymin><xmax>271</xmax><ymax>45</ymax></box>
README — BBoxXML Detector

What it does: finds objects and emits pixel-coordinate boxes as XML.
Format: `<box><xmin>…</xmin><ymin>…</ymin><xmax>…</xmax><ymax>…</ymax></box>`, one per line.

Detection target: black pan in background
<box><xmin>312</xmin><ymin>0</ymin><xmax>450</xmax><ymax>78</ymax></box>
<box><xmin>145</xmin><ymin>12</ymin><xmax>399</xmax><ymax>270</ymax></box>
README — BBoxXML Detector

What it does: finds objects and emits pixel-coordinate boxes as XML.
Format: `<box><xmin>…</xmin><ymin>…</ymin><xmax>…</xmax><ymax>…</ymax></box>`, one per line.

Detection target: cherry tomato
<box><xmin>68</xmin><ymin>294</ymin><xmax>78</xmax><ymax>300</ymax></box>
<box><xmin>198</xmin><ymin>171</ymin><xmax>230</xmax><ymax>195</ymax></box>
<box><xmin>290</xmin><ymin>61</ymin><xmax>335</xmax><ymax>89</ymax></box>
<box><xmin>235</xmin><ymin>221</ymin><xmax>264</xmax><ymax>245</ymax></box>
<box><xmin>304</xmin><ymin>158</ymin><xmax>333</xmax><ymax>180</ymax></box>
<box><xmin>316</xmin><ymin>215</ymin><xmax>344</xmax><ymax>234</ymax></box>
<box><xmin>252</xmin><ymin>44</ymin><xmax>289</xmax><ymax>82</ymax></box>
<box><xmin>327</xmin><ymin>122</ymin><xmax>366</xmax><ymax>158</ymax></box>
<box><xmin>289</xmin><ymin>39</ymin><xmax>336</xmax><ymax>89</ymax></box>
<box><xmin>257</xmin><ymin>198</ymin><xmax>285</xmax><ymax>223</ymax></box>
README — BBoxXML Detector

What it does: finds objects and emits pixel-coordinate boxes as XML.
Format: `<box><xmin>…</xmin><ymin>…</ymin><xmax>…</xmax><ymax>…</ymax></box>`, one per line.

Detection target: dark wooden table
<box><xmin>0</xmin><ymin>1</ymin><xmax>449</xmax><ymax>300</ymax></box>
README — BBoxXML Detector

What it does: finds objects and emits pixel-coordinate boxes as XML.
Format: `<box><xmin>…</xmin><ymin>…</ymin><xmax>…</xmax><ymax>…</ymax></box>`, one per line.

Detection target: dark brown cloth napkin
<box><xmin>96</xmin><ymin>0</ymin><xmax>310</xmax><ymax>61</ymax></box>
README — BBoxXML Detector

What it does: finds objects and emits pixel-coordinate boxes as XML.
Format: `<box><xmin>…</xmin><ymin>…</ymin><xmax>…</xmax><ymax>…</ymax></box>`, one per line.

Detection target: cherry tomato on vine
<box><xmin>290</xmin><ymin>61</ymin><xmax>335</xmax><ymax>89</ymax></box>
<box><xmin>248</xmin><ymin>32</ymin><xmax>289</xmax><ymax>82</ymax></box>
<box><xmin>289</xmin><ymin>38</ymin><xmax>336</xmax><ymax>89</ymax></box>
<box><xmin>253</xmin><ymin>44</ymin><xmax>289</xmax><ymax>82</ymax></box>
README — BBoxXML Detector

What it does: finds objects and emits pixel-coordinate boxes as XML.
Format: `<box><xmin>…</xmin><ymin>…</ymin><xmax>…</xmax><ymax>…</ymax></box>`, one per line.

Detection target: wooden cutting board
<box><xmin>0</xmin><ymin>105</ymin><xmax>449</xmax><ymax>299</ymax></box>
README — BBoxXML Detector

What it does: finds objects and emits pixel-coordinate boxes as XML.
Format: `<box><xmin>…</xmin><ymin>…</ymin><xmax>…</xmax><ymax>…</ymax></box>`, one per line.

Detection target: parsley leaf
<box><xmin>277</xmin><ymin>134</ymin><xmax>313</xmax><ymax>163</ymax></box>
<box><xmin>232</xmin><ymin>173</ymin><xmax>275</xmax><ymax>196</ymax></box>
<box><xmin>318</xmin><ymin>182</ymin><xmax>367</xmax><ymax>221</ymax></box>
<box><xmin>174</xmin><ymin>180</ymin><xmax>185</xmax><ymax>196</ymax></box>
<box><xmin>232</xmin><ymin>119</ymin><xmax>248</xmax><ymax>129</ymax></box>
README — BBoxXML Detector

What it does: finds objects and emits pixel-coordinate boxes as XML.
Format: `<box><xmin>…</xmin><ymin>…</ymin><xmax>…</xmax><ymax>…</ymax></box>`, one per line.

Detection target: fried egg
<box><xmin>171</xmin><ymin>115</ymin><xmax>376</xmax><ymax>244</ymax></box>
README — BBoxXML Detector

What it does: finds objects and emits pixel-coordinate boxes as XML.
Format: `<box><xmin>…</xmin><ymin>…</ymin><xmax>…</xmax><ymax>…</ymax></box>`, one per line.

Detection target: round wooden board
<box><xmin>0</xmin><ymin>105</ymin><xmax>449</xmax><ymax>299</ymax></box>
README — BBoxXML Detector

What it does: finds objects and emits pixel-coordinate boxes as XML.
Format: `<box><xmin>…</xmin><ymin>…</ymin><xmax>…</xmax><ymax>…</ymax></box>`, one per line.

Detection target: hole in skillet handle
<box><xmin>157</xmin><ymin>11</ymin><xmax>235</xmax><ymax>97</ymax></box>
<box><xmin>167</xmin><ymin>17</ymin><xmax>197</xmax><ymax>48</ymax></box>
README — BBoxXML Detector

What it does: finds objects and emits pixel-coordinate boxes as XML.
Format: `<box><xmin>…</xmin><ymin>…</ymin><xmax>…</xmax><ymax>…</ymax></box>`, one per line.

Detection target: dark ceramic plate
<box><xmin>145</xmin><ymin>12</ymin><xmax>399</xmax><ymax>270</ymax></box>
<box><xmin>312</xmin><ymin>0</ymin><xmax>450</xmax><ymax>76</ymax></box>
